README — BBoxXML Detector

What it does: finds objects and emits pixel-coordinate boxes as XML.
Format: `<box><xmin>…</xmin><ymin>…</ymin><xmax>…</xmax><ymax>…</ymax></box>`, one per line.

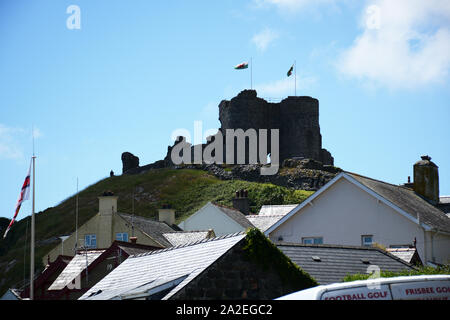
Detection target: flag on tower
<box><xmin>287</xmin><ymin>64</ymin><xmax>294</xmax><ymax>77</ymax></box>
<box><xmin>234</xmin><ymin>62</ymin><xmax>249</xmax><ymax>70</ymax></box>
<box><xmin>3</xmin><ymin>160</ymin><xmax>31</xmax><ymax>238</ymax></box>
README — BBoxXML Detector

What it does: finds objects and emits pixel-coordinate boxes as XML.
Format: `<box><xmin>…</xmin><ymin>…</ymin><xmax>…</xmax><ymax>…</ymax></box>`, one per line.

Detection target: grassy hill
<box><xmin>0</xmin><ymin>167</ymin><xmax>313</xmax><ymax>296</ymax></box>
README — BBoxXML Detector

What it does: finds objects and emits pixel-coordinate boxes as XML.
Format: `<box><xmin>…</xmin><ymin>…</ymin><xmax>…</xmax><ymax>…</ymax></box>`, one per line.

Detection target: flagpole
<box><xmin>75</xmin><ymin>177</ymin><xmax>79</xmax><ymax>252</ymax></box>
<box><xmin>250</xmin><ymin>57</ymin><xmax>253</xmax><ymax>90</ymax></box>
<box><xmin>30</xmin><ymin>154</ymin><xmax>35</xmax><ymax>300</ymax></box>
<box><xmin>294</xmin><ymin>60</ymin><xmax>297</xmax><ymax>96</ymax></box>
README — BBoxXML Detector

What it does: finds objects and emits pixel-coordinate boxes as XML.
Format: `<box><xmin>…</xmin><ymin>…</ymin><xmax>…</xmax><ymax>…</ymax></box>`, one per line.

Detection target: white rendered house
<box><xmin>265</xmin><ymin>167</ymin><xmax>450</xmax><ymax>265</ymax></box>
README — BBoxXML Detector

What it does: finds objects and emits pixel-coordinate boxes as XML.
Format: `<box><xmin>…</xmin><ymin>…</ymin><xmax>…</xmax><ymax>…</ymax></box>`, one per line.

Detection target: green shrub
<box><xmin>243</xmin><ymin>228</ymin><xmax>318</xmax><ymax>289</ymax></box>
<box><xmin>343</xmin><ymin>265</ymin><xmax>450</xmax><ymax>282</ymax></box>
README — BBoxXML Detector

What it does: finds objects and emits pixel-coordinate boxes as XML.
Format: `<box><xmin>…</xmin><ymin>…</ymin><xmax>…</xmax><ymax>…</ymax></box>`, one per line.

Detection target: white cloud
<box><xmin>252</xmin><ymin>28</ymin><xmax>279</xmax><ymax>52</ymax></box>
<box><xmin>255</xmin><ymin>73</ymin><xmax>317</xmax><ymax>97</ymax></box>
<box><xmin>338</xmin><ymin>0</ymin><xmax>450</xmax><ymax>89</ymax></box>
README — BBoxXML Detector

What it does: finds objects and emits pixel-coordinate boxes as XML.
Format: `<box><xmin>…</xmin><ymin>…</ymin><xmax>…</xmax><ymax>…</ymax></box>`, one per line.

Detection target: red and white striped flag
<box><xmin>3</xmin><ymin>160</ymin><xmax>31</xmax><ymax>238</ymax></box>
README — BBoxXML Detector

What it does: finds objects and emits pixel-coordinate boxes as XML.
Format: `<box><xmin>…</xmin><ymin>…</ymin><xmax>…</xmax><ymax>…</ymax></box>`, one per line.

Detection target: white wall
<box><xmin>179</xmin><ymin>203</ymin><xmax>245</xmax><ymax>236</ymax></box>
<box><xmin>270</xmin><ymin>178</ymin><xmax>430</xmax><ymax>261</ymax></box>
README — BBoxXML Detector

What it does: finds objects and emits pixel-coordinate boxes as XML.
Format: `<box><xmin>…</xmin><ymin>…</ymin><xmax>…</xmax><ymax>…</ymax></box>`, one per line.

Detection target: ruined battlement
<box><xmin>218</xmin><ymin>90</ymin><xmax>333</xmax><ymax>165</ymax></box>
<box><xmin>121</xmin><ymin>90</ymin><xmax>333</xmax><ymax>175</ymax></box>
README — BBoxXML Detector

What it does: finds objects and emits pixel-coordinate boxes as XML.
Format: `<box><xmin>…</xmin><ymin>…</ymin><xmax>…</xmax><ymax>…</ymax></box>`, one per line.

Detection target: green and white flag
<box><xmin>287</xmin><ymin>64</ymin><xmax>294</xmax><ymax>77</ymax></box>
<box><xmin>234</xmin><ymin>62</ymin><xmax>249</xmax><ymax>70</ymax></box>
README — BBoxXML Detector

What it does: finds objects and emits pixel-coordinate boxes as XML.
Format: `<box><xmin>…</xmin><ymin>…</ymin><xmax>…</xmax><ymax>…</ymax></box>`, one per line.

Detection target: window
<box><xmin>302</xmin><ymin>237</ymin><xmax>323</xmax><ymax>245</ymax></box>
<box><xmin>84</xmin><ymin>234</ymin><xmax>97</xmax><ymax>248</ymax></box>
<box><xmin>362</xmin><ymin>235</ymin><xmax>373</xmax><ymax>247</ymax></box>
<box><xmin>116</xmin><ymin>232</ymin><xmax>129</xmax><ymax>242</ymax></box>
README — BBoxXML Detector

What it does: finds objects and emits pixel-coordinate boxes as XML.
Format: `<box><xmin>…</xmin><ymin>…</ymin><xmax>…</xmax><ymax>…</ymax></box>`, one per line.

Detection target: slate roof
<box><xmin>386</xmin><ymin>248</ymin><xmax>421</xmax><ymax>265</ymax></box>
<box><xmin>162</xmin><ymin>231</ymin><xmax>213</xmax><ymax>247</ymax></box>
<box><xmin>79</xmin><ymin>233</ymin><xmax>246</xmax><ymax>300</ymax></box>
<box><xmin>346</xmin><ymin>172</ymin><xmax>450</xmax><ymax>233</ymax></box>
<box><xmin>246</xmin><ymin>214</ymin><xmax>286</xmax><ymax>232</ymax></box>
<box><xmin>48</xmin><ymin>250</ymin><xmax>105</xmax><ymax>290</ymax></box>
<box><xmin>211</xmin><ymin>203</ymin><xmax>255</xmax><ymax>229</ymax></box>
<box><xmin>277</xmin><ymin>243</ymin><xmax>415</xmax><ymax>285</ymax></box>
<box><xmin>258</xmin><ymin>204</ymin><xmax>297</xmax><ymax>216</ymax></box>
<box><xmin>115</xmin><ymin>241</ymin><xmax>160</xmax><ymax>256</ymax></box>
<box><xmin>118</xmin><ymin>213</ymin><xmax>175</xmax><ymax>247</ymax></box>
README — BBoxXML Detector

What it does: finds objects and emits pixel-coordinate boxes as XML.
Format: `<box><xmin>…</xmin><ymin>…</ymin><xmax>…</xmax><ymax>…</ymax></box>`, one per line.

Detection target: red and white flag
<box><xmin>3</xmin><ymin>160</ymin><xmax>31</xmax><ymax>238</ymax></box>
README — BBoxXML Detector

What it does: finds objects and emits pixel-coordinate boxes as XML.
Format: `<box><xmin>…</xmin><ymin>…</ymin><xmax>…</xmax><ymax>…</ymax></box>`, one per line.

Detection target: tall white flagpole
<box><xmin>75</xmin><ymin>177</ymin><xmax>79</xmax><ymax>252</ymax></box>
<box><xmin>294</xmin><ymin>60</ymin><xmax>297</xmax><ymax>96</ymax></box>
<box><xmin>250</xmin><ymin>57</ymin><xmax>253</xmax><ymax>90</ymax></box>
<box><xmin>30</xmin><ymin>126</ymin><xmax>36</xmax><ymax>300</ymax></box>
<box><xmin>30</xmin><ymin>154</ymin><xmax>35</xmax><ymax>300</ymax></box>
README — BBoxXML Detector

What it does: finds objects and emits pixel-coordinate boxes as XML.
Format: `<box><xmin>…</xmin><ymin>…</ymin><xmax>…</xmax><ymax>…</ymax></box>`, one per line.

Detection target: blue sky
<box><xmin>0</xmin><ymin>0</ymin><xmax>449</xmax><ymax>220</ymax></box>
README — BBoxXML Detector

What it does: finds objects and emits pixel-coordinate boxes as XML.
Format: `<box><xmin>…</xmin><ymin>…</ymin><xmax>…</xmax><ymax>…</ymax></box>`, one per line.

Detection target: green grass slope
<box><xmin>0</xmin><ymin>168</ymin><xmax>313</xmax><ymax>296</ymax></box>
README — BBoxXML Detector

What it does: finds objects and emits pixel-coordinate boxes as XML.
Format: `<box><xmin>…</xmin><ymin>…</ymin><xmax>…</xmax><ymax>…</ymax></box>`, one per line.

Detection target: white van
<box><xmin>276</xmin><ymin>275</ymin><xmax>450</xmax><ymax>300</ymax></box>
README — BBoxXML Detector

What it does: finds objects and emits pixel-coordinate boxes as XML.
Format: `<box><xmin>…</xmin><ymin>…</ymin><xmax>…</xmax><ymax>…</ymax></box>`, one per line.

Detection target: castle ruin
<box><xmin>122</xmin><ymin>90</ymin><xmax>333</xmax><ymax>174</ymax></box>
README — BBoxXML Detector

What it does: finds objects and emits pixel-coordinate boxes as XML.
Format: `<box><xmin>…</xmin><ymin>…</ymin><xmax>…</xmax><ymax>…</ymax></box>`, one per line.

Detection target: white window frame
<box><xmin>116</xmin><ymin>232</ymin><xmax>129</xmax><ymax>242</ymax></box>
<box><xmin>302</xmin><ymin>237</ymin><xmax>323</xmax><ymax>245</ymax></box>
<box><xmin>84</xmin><ymin>234</ymin><xmax>97</xmax><ymax>248</ymax></box>
<box><xmin>361</xmin><ymin>235</ymin><xmax>373</xmax><ymax>247</ymax></box>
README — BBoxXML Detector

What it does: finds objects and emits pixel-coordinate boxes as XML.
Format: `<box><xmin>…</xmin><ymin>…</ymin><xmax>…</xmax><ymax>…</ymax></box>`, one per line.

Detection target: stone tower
<box><xmin>218</xmin><ymin>90</ymin><xmax>333</xmax><ymax>165</ymax></box>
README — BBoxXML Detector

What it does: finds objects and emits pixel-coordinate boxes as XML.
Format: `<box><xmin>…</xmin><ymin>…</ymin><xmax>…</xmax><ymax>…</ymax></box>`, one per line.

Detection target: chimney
<box><xmin>413</xmin><ymin>155</ymin><xmax>439</xmax><ymax>205</ymax></box>
<box><xmin>129</xmin><ymin>236</ymin><xmax>137</xmax><ymax>244</ymax></box>
<box><xmin>98</xmin><ymin>191</ymin><xmax>118</xmax><ymax>215</ymax></box>
<box><xmin>158</xmin><ymin>204</ymin><xmax>176</xmax><ymax>226</ymax></box>
<box><xmin>232</xmin><ymin>189</ymin><xmax>250</xmax><ymax>215</ymax></box>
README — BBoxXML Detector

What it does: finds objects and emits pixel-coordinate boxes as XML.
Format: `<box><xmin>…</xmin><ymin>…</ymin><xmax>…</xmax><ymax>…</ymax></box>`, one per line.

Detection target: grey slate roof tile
<box><xmin>211</xmin><ymin>203</ymin><xmax>255</xmax><ymax>229</ymax></box>
<box><xmin>277</xmin><ymin>243</ymin><xmax>415</xmax><ymax>285</ymax></box>
<box><xmin>48</xmin><ymin>250</ymin><xmax>105</xmax><ymax>291</ymax></box>
<box><xmin>79</xmin><ymin>232</ymin><xmax>246</xmax><ymax>300</ymax></box>
<box><xmin>118</xmin><ymin>213</ymin><xmax>175</xmax><ymax>247</ymax></box>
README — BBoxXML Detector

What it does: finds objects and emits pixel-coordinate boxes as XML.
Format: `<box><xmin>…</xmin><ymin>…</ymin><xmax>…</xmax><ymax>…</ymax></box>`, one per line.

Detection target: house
<box><xmin>44</xmin><ymin>192</ymin><xmax>212</xmax><ymax>264</ymax></box>
<box><xmin>45</xmin><ymin>240</ymin><xmax>160</xmax><ymax>300</ymax></box>
<box><xmin>79</xmin><ymin>229</ymin><xmax>317</xmax><ymax>300</ymax></box>
<box><xmin>178</xmin><ymin>201</ymin><xmax>255</xmax><ymax>236</ymax></box>
<box><xmin>265</xmin><ymin>156</ymin><xmax>450</xmax><ymax>265</ymax></box>
<box><xmin>277</xmin><ymin>243</ymin><xmax>416</xmax><ymax>285</ymax></box>
<box><xmin>18</xmin><ymin>254</ymin><xmax>72</xmax><ymax>300</ymax></box>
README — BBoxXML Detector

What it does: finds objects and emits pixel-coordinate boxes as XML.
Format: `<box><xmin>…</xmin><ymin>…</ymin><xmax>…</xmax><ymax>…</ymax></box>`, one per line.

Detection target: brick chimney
<box><xmin>232</xmin><ymin>189</ymin><xmax>250</xmax><ymax>215</ymax></box>
<box><xmin>413</xmin><ymin>155</ymin><xmax>439</xmax><ymax>205</ymax></box>
<box><xmin>158</xmin><ymin>204</ymin><xmax>176</xmax><ymax>226</ymax></box>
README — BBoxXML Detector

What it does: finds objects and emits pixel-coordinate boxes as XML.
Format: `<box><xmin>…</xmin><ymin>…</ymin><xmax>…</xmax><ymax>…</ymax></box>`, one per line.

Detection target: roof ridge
<box><xmin>344</xmin><ymin>171</ymin><xmax>411</xmax><ymax>190</ymax></box>
<box><xmin>277</xmin><ymin>242</ymin><xmax>385</xmax><ymax>251</ymax></box>
<box><xmin>211</xmin><ymin>201</ymin><xmax>243</xmax><ymax>213</ymax></box>
<box><xmin>131</xmin><ymin>231</ymin><xmax>246</xmax><ymax>259</ymax></box>
<box><xmin>163</xmin><ymin>230</ymin><xmax>210</xmax><ymax>234</ymax></box>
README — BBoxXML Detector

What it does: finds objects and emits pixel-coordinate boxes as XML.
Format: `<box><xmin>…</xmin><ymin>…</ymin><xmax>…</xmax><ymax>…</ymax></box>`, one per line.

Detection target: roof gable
<box><xmin>266</xmin><ymin>172</ymin><xmax>450</xmax><ymax>235</ymax></box>
<box><xmin>79</xmin><ymin>233</ymin><xmax>246</xmax><ymax>300</ymax></box>
<box><xmin>117</xmin><ymin>213</ymin><xmax>175</xmax><ymax>247</ymax></box>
